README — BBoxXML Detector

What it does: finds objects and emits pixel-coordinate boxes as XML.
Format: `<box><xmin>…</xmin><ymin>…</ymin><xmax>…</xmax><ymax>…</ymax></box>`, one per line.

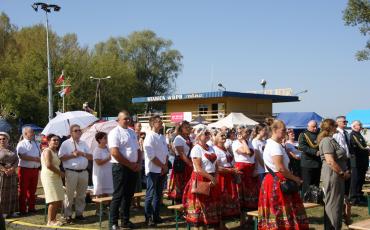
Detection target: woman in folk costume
<box><xmin>213</xmin><ymin>131</ymin><xmax>241</xmax><ymax>222</ymax></box>
<box><xmin>232</xmin><ymin>127</ymin><xmax>258</xmax><ymax>225</ymax></box>
<box><xmin>168</xmin><ymin>121</ymin><xmax>194</xmax><ymax>202</ymax></box>
<box><xmin>182</xmin><ymin>126</ymin><xmax>224</xmax><ymax>229</ymax></box>
<box><xmin>0</xmin><ymin>132</ymin><xmax>19</xmax><ymax>218</ymax></box>
<box><xmin>258</xmin><ymin>120</ymin><xmax>308</xmax><ymax>230</ymax></box>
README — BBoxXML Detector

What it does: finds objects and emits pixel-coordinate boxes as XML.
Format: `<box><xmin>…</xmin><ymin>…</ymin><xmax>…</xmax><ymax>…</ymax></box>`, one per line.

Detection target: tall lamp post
<box><xmin>90</xmin><ymin>76</ymin><xmax>111</xmax><ymax>118</ymax></box>
<box><xmin>32</xmin><ymin>2</ymin><xmax>61</xmax><ymax>120</ymax></box>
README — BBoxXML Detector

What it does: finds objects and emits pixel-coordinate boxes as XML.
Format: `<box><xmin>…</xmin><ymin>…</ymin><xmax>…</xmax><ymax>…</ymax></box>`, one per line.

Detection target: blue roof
<box><xmin>132</xmin><ymin>91</ymin><xmax>299</xmax><ymax>104</ymax></box>
<box><xmin>275</xmin><ymin>112</ymin><xmax>323</xmax><ymax>129</ymax></box>
<box><xmin>0</xmin><ymin>119</ymin><xmax>11</xmax><ymax>132</ymax></box>
<box><xmin>346</xmin><ymin>109</ymin><xmax>370</xmax><ymax>128</ymax></box>
<box><xmin>22</xmin><ymin>124</ymin><xmax>43</xmax><ymax>131</ymax></box>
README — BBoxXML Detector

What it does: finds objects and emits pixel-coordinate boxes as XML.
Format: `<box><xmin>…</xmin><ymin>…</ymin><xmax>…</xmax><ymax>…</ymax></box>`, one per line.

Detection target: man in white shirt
<box><xmin>17</xmin><ymin>126</ymin><xmax>41</xmax><ymax>214</ymax></box>
<box><xmin>333</xmin><ymin>115</ymin><xmax>352</xmax><ymax>223</ymax></box>
<box><xmin>108</xmin><ymin>111</ymin><xmax>141</xmax><ymax>230</ymax></box>
<box><xmin>143</xmin><ymin>115</ymin><xmax>168</xmax><ymax>227</ymax></box>
<box><xmin>59</xmin><ymin>124</ymin><xmax>92</xmax><ymax>223</ymax></box>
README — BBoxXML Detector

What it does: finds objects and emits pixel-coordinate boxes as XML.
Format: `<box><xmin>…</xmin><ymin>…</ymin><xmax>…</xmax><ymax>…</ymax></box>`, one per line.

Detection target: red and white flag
<box><xmin>59</xmin><ymin>86</ymin><xmax>71</xmax><ymax>97</ymax></box>
<box><xmin>55</xmin><ymin>72</ymin><xmax>64</xmax><ymax>85</ymax></box>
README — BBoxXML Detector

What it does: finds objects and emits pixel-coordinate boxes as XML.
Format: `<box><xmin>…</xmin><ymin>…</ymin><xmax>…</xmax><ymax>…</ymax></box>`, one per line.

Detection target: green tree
<box><xmin>117</xmin><ymin>31</ymin><xmax>183</xmax><ymax>107</ymax></box>
<box><xmin>343</xmin><ymin>0</ymin><xmax>370</xmax><ymax>61</ymax></box>
<box><xmin>0</xmin><ymin>12</ymin><xmax>182</xmax><ymax>125</ymax></box>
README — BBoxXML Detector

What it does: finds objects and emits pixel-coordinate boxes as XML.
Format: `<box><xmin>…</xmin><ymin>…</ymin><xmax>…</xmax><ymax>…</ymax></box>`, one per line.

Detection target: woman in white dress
<box><xmin>92</xmin><ymin>132</ymin><xmax>113</xmax><ymax>197</ymax></box>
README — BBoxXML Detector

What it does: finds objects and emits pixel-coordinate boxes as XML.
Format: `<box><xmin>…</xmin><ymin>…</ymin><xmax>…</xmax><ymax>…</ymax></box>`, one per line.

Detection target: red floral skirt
<box><xmin>234</xmin><ymin>162</ymin><xmax>258</xmax><ymax>210</ymax></box>
<box><xmin>168</xmin><ymin>165</ymin><xmax>193</xmax><ymax>201</ymax></box>
<box><xmin>217</xmin><ymin>170</ymin><xmax>240</xmax><ymax>218</ymax></box>
<box><xmin>182</xmin><ymin>172</ymin><xmax>222</xmax><ymax>227</ymax></box>
<box><xmin>258</xmin><ymin>173</ymin><xmax>309</xmax><ymax>230</ymax></box>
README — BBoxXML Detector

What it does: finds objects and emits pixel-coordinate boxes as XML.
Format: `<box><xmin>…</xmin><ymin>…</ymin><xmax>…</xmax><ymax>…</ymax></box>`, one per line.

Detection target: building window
<box><xmin>198</xmin><ymin>104</ymin><xmax>208</xmax><ymax>114</ymax></box>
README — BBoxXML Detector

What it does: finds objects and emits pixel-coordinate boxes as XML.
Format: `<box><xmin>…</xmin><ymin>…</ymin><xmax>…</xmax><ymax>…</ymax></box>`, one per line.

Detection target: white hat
<box><xmin>0</xmin><ymin>132</ymin><xmax>10</xmax><ymax>140</ymax></box>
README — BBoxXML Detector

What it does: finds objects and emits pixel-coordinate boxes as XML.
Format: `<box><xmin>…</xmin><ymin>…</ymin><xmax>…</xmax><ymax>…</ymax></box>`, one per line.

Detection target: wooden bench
<box><xmin>362</xmin><ymin>189</ymin><xmax>370</xmax><ymax>215</ymax></box>
<box><xmin>92</xmin><ymin>191</ymin><xmax>146</xmax><ymax>230</ymax></box>
<box><xmin>168</xmin><ymin>204</ymin><xmax>190</xmax><ymax>230</ymax></box>
<box><xmin>349</xmin><ymin>219</ymin><xmax>370</xmax><ymax>230</ymax></box>
<box><xmin>246</xmin><ymin>203</ymin><xmax>321</xmax><ymax>230</ymax></box>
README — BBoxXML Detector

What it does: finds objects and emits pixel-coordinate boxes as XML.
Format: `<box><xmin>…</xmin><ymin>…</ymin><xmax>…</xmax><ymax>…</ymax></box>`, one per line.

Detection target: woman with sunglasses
<box><xmin>168</xmin><ymin>121</ymin><xmax>194</xmax><ymax>203</ymax></box>
<box><xmin>232</xmin><ymin>128</ymin><xmax>258</xmax><ymax>226</ymax></box>
<box><xmin>41</xmin><ymin>134</ymin><xmax>65</xmax><ymax>226</ymax></box>
<box><xmin>214</xmin><ymin>131</ymin><xmax>241</xmax><ymax>223</ymax></box>
<box><xmin>0</xmin><ymin>132</ymin><xmax>18</xmax><ymax>219</ymax></box>
<box><xmin>183</xmin><ymin>126</ymin><xmax>223</xmax><ymax>229</ymax></box>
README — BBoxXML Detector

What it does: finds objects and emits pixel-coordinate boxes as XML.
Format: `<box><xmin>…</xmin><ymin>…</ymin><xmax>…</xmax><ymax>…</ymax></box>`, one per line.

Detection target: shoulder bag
<box><xmin>265</xmin><ymin>164</ymin><xmax>298</xmax><ymax>195</ymax></box>
<box><xmin>191</xmin><ymin>173</ymin><xmax>211</xmax><ymax>196</ymax></box>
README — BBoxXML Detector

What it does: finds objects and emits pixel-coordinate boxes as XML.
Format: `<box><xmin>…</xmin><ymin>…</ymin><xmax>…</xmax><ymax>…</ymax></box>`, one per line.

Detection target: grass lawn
<box><xmin>5</xmin><ymin>186</ymin><xmax>370</xmax><ymax>229</ymax></box>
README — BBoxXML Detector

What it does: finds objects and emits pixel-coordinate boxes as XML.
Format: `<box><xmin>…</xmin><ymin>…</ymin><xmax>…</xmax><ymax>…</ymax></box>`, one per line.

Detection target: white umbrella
<box><xmin>80</xmin><ymin>120</ymin><xmax>118</xmax><ymax>152</ymax></box>
<box><xmin>42</xmin><ymin>111</ymin><xmax>98</xmax><ymax>137</ymax></box>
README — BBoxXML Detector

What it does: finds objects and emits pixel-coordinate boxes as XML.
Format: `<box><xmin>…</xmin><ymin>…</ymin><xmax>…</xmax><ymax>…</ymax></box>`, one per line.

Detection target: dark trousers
<box><xmin>0</xmin><ymin>214</ymin><xmax>4</xmax><ymax>230</ymax></box>
<box><xmin>350</xmin><ymin>166</ymin><xmax>368</xmax><ymax>201</ymax></box>
<box><xmin>144</xmin><ymin>172</ymin><xmax>166</xmax><ymax>220</ymax></box>
<box><xmin>110</xmin><ymin>163</ymin><xmax>138</xmax><ymax>226</ymax></box>
<box><xmin>301</xmin><ymin>167</ymin><xmax>321</xmax><ymax>196</ymax></box>
<box><xmin>345</xmin><ymin>159</ymin><xmax>351</xmax><ymax>196</ymax></box>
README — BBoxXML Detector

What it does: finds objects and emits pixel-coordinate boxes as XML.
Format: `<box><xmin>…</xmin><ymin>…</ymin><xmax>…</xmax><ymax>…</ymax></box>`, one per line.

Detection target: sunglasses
<box><xmin>220</xmin><ymin>134</ymin><xmax>227</xmax><ymax>138</ymax></box>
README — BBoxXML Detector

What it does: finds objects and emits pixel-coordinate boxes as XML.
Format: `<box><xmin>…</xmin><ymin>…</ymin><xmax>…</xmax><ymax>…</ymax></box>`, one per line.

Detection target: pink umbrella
<box><xmin>80</xmin><ymin>120</ymin><xmax>118</xmax><ymax>153</ymax></box>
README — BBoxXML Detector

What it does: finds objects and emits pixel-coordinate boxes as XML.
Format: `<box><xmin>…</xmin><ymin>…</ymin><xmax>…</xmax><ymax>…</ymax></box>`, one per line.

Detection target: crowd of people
<box><xmin>0</xmin><ymin>111</ymin><xmax>369</xmax><ymax>230</ymax></box>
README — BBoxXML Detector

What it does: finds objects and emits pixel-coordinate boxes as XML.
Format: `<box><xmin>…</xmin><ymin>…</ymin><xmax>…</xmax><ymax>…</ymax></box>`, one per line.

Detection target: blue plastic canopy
<box><xmin>22</xmin><ymin>124</ymin><xmax>43</xmax><ymax>131</ymax></box>
<box><xmin>346</xmin><ymin>109</ymin><xmax>370</xmax><ymax>128</ymax></box>
<box><xmin>275</xmin><ymin>112</ymin><xmax>323</xmax><ymax>129</ymax></box>
<box><xmin>0</xmin><ymin>119</ymin><xmax>11</xmax><ymax>132</ymax></box>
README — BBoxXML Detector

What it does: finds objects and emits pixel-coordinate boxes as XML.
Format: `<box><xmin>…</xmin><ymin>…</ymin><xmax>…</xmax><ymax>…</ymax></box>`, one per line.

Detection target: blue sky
<box><xmin>1</xmin><ymin>1</ymin><xmax>369</xmax><ymax>117</ymax></box>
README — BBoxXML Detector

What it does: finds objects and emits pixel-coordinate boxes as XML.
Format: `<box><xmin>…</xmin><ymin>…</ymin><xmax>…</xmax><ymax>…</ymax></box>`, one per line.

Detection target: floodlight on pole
<box><xmin>260</xmin><ymin>79</ymin><xmax>267</xmax><ymax>94</ymax></box>
<box><xmin>90</xmin><ymin>76</ymin><xmax>112</xmax><ymax>119</ymax></box>
<box><xmin>32</xmin><ymin>2</ymin><xmax>61</xmax><ymax>120</ymax></box>
<box><xmin>217</xmin><ymin>83</ymin><xmax>226</xmax><ymax>91</ymax></box>
<box><xmin>294</xmin><ymin>89</ymin><xmax>308</xmax><ymax>96</ymax></box>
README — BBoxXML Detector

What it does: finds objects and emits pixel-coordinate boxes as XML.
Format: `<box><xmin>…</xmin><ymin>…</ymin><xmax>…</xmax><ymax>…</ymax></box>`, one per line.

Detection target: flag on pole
<box><xmin>55</xmin><ymin>72</ymin><xmax>64</xmax><ymax>85</ymax></box>
<box><xmin>59</xmin><ymin>86</ymin><xmax>71</xmax><ymax>97</ymax></box>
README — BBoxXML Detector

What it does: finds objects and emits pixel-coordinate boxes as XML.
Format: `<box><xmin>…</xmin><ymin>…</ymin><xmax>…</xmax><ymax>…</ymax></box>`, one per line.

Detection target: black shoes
<box><xmin>64</xmin><ymin>216</ymin><xmax>73</xmax><ymax>224</ymax></box>
<box><xmin>121</xmin><ymin>221</ymin><xmax>137</xmax><ymax>229</ymax></box>
<box><xmin>112</xmin><ymin>225</ymin><xmax>122</xmax><ymax>230</ymax></box>
<box><xmin>154</xmin><ymin>217</ymin><xmax>164</xmax><ymax>224</ymax></box>
<box><xmin>75</xmin><ymin>215</ymin><xmax>86</xmax><ymax>221</ymax></box>
<box><xmin>146</xmin><ymin>217</ymin><xmax>156</xmax><ymax>227</ymax></box>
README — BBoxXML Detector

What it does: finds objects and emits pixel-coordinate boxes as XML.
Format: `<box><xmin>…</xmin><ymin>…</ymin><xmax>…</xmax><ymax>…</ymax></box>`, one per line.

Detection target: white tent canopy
<box><xmin>208</xmin><ymin>112</ymin><xmax>258</xmax><ymax>129</ymax></box>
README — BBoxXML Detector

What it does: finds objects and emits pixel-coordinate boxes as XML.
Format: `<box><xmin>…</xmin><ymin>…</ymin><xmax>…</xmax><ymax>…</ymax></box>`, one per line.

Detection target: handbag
<box><xmin>173</xmin><ymin>155</ymin><xmax>185</xmax><ymax>173</ymax></box>
<box><xmin>191</xmin><ymin>174</ymin><xmax>211</xmax><ymax>196</ymax></box>
<box><xmin>303</xmin><ymin>185</ymin><xmax>324</xmax><ymax>204</ymax></box>
<box><xmin>233</xmin><ymin>174</ymin><xmax>242</xmax><ymax>184</ymax></box>
<box><xmin>265</xmin><ymin>165</ymin><xmax>298</xmax><ymax>195</ymax></box>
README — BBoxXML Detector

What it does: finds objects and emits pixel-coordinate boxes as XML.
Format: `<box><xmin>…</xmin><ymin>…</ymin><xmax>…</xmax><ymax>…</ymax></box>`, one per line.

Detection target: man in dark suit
<box><xmin>350</xmin><ymin>120</ymin><xmax>370</xmax><ymax>205</ymax></box>
<box><xmin>298</xmin><ymin>120</ymin><xmax>321</xmax><ymax>196</ymax></box>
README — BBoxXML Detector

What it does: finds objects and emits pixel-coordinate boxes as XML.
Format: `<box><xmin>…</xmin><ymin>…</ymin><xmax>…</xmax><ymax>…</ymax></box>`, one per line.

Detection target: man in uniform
<box><xmin>298</xmin><ymin>120</ymin><xmax>321</xmax><ymax>196</ymax></box>
<box><xmin>350</xmin><ymin>120</ymin><xmax>370</xmax><ymax>205</ymax></box>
